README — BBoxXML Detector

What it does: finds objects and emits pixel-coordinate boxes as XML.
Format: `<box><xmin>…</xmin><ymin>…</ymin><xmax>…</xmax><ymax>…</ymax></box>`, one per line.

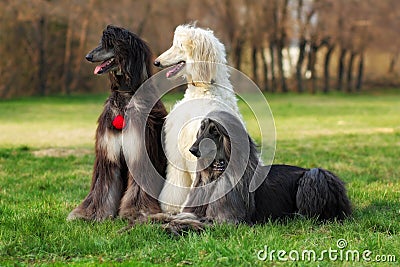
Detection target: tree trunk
<box><xmin>269</xmin><ymin>41</ymin><xmax>277</xmax><ymax>92</ymax></box>
<box><xmin>388</xmin><ymin>51</ymin><xmax>399</xmax><ymax>73</ymax></box>
<box><xmin>278</xmin><ymin>0</ymin><xmax>289</xmax><ymax>93</ymax></box>
<box><xmin>323</xmin><ymin>44</ymin><xmax>335</xmax><ymax>93</ymax></box>
<box><xmin>251</xmin><ymin>45</ymin><xmax>259</xmax><ymax>85</ymax></box>
<box><xmin>356</xmin><ymin>53</ymin><xmax>364</xmax><ymax>92</ymax></box>
<box><xmin>233</xmin><ymin>37</ymin><xmax>245</xmax><ymax>71</ymax></box>
<box><xmin>277</xmin><ymin>39</ymin><xmax>288</xmax><ymax>93</ymax></box>
<box><xmin>37</xmin><ymin>17</ymin><xmax>46</xmax><ymax>96</ymax></box>
<box><xmin>261</xmin><ymin>47</ymin><xmax>270</xmax><ymax>92</ymax></box>
<box><xmin>296</xmin><ymin>37</ymin><xmax>306</xmax><ymax>93</ymax></box>
<box><xmin>307</xmin><ymin>42</ymin><xmax>318</xmax><ymax>94</ymax></box>
<box><xmin>337</xmin><ymin>48</ymin><xmax>347</xmax><ymax>91</ymax></box>
<box><xmin>0</xmin><ymin>72</ymin><xmax>16</xmax><ymax>98</ymax></box>
<box><xmin>136</xmin><ymin>2</ymin><xmax>152</xmax><ymax>36</ymax></box>
<box><xmin>69</xmin><ymin>0</ymin><xmax>95</xmax><ymax>92</ymax></box>
<box><xmin>346</xmin><ymin>51</ymin><xmax>356</xmax><ymax>92</ymax></box>
<box><xmin>62</xmin><ymin>15</ymin><xmax>73</xmax><ymax>95</ymax></box>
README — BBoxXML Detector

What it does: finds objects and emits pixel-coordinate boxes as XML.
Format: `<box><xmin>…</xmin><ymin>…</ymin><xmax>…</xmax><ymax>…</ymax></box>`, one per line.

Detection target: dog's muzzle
<box><xmin>212</xmin><ymin>160</ymin><xmax>226</xmax><ymax>172</ymax></box>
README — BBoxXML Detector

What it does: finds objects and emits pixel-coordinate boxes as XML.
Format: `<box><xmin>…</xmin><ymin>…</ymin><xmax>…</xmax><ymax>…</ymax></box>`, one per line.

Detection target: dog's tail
<box><xmin>296</xmin><ymin>168</ymin><xmax>352</xmax><ymax>221</ymax></box>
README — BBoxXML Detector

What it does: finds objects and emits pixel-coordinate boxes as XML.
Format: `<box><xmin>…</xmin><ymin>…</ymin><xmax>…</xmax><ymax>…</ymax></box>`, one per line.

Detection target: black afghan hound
<box><xmin>134</xmin><ymin>110</ymin><xmax>352</xmax><ymax>234</ymax></box>
<box><xmin>68</xmin><ymin>25</ymin><xmax>167</xmax><ymax>221</ymax></box>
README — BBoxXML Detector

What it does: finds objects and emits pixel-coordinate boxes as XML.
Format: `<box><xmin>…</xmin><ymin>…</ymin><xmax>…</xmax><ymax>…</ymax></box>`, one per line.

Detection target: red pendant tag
<box><xmin>112</xmin><ymin>115</ymin><xmax>125</xmax><ymax>130</ymax></box>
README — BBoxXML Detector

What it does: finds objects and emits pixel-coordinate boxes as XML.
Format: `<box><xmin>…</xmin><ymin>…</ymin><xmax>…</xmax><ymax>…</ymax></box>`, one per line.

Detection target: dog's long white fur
<box><xmin>157</xmin><ymin>25</ymin><xmax>245</xmax><ymax>213</ymax></box>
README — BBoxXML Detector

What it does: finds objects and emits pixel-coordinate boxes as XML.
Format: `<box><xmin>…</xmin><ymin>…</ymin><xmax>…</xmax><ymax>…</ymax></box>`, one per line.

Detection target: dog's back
<box><xmin>253</xmin><ymin>165</ymin><xmax>352</xmax><ymax>222</ymax></box>
<box><xmin>253</xmin><ymin>165</ymin><xmax>304</xmax><ymax>222</ymax></box>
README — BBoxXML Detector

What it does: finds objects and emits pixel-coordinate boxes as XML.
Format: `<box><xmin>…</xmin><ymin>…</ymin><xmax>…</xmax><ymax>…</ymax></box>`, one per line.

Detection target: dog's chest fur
<box><xmin>96</xmin><ymin>92</ymin><xmax>133</xmax><ymax>164</ymax></box>
<box><xmin>164</xmin><ymin>85</ymin><xmax>240</xmax><ymax>160</ymax></box>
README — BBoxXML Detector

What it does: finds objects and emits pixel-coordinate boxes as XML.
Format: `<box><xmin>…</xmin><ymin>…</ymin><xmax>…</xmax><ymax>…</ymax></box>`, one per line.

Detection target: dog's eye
<box><xmin>210</xmin><ymin>125</ymin><xmax>219</xmax><ymax>136</ymax></box>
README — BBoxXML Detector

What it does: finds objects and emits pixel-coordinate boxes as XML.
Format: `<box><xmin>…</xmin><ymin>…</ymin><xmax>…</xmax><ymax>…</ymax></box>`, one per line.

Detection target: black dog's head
<box><xmin>189</xmin><ymin>117</ymin><xmax>231</xmax><ymax>173</ymax></box>
<box><xmin>86</xmin><ymin>25</ymin><xmax>152</xmax><ymax>90</ymax></box>
<box><xmin>189</xmin><ymin>110</ymin><xmax>259</xmax><ymax>178</ymax></box>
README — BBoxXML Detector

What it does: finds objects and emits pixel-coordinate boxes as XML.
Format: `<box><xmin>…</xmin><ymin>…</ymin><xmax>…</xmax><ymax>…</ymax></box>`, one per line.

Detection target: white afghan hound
<box><xmin>154</xmin><ymin>24</ymin><xmax>244</xmax><ymax>213</ymax></box>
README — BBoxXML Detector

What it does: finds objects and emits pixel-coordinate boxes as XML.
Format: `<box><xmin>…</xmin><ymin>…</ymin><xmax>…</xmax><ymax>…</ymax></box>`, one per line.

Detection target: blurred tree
<box><xmin>204</xmin><ymin>0</ymin><xmax>249</xmax><ymax>71</ymax></box>
<box><xmin>68</xmin><ymin>0</ymin><xmax>95</xmax><ymax>93</ymax></box>
<box><xmin>373</xmin><ymin>0</ymin><xmax>400</xmax><ymax>74</ymax></box>
<box><xmin>0</xmin><ymin>0</ymin><xmax>397</xmax><ymax>98</ymax></box>
<box><xmin>294</xmin><ymin>0</ymin><xmax>314</xmax><ymax>93</ymax></box>
<box><xmin>269</xmin><ymin>0</ymin><xmax>290</xmax><ymax>92</ymax></box>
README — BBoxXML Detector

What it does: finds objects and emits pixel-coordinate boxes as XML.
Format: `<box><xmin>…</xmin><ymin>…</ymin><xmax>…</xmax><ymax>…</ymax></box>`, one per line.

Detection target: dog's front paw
<box><xmin>67</xmin><ymin>208</ymin><xmax>92</xmax><ymax>221</ymax></box>
<box><xmin>67</xmin><ymin>207</ymin><xmax>115</xmax><ymax>221</ymax></box>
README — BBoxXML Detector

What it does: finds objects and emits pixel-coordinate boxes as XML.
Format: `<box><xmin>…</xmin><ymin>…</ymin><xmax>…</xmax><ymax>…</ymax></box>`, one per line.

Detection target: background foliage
<box><xmin>1</xmin><ymin>0</ymin><xmax>400</xmax><ymax>98</ymax></box>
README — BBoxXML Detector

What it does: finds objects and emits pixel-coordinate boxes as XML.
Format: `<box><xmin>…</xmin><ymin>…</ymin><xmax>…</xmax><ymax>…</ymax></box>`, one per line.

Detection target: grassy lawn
<box><xmin>0</xmin><ymin>92</ymin><xmax>399</xmax><ymax>266</ymax></box>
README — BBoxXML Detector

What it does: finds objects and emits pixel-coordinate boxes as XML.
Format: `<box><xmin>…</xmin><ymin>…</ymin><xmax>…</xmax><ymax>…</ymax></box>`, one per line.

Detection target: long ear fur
<box><xmin>186</xmin><ymin>29</ymin><xmax>219</xmax><ymax>83</ymax></box>
<box><xmin>199</xmin><ymin>111</ymin><xmax>257</xmax><ymax>223</ymax></box>
<box><xmin>222</xmin><ymin>133</ymin><xmax>231</xmax><ymax>162</ymax></box>
<box><xmin>203</xmin><ymin>137</ymin><xmax>258</xmax><ymax>224</ymax></box>
<box><xmin>106</xmin><ymin>25</ymin><xmax>151</xmax><ymax>89</ymax></box>
<box><xmin>119</xmin><ymin>33</ymin><xmax>151</xmax><ymax>88</ymax></box>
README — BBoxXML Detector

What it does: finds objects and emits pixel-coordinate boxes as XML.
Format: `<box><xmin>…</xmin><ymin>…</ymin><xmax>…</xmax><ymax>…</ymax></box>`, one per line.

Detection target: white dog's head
<box><xmin>154</xmin><ymin>24</ymin><xmax>226</xmax><ymax>85</ymax></box>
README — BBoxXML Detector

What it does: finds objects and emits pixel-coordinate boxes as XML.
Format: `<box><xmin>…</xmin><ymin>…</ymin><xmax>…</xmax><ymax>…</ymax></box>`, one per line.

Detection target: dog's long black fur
<box><xmin>68</xmin><ymin>25</ymin><xmax>167</xmax><ymax>221</ymax></box>
<box><xmin>140</xmin><ymin>110</ymin><xmax>352</xmax><ymax>234</ymax></box>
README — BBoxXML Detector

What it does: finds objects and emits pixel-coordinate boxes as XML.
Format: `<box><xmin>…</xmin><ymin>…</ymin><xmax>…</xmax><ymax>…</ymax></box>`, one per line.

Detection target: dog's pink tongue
<box><xmin>94</xmin><ymin>60</ymin><xmax>109</xmax><ymax>74</ymax></box>
<box><xmin>166</xmin><ymin>67</ymin><xmax>176</xmax><ymax>78</ymax></box>
<box><xmin>166</xmin><ymin>62</ymin><xmax>184</xmax><ymax>78</ymax></box>
<box><xmin>94</xmin><ymin>65</ymin><xmax>102</xmax><ymax>74</ymax></box>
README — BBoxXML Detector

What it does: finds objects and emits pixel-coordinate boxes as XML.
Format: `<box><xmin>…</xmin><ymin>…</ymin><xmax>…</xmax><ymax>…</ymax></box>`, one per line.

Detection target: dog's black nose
<box><xmin>85</xmin><ymin>53</ymin><xmax>93</xmax><ymax>61</ymax></box>
<box><xmin>154</xmin><ymin>60</ymin><xmax>161</xmax><ymax>67</ymax></box>
<box><xmin>189</xmin><ymin>146</ymin><xmax>200</xmax><ymax>158</ymax></box>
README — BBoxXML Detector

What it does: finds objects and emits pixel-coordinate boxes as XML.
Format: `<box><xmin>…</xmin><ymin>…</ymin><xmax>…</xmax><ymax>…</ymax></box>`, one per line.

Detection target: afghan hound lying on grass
<box><xmin>68</xmin><ymin>25</ymin><xmax>167</xmax><ymax>221</ymax></box>
<box><xmin>153</xmin><ymin>24</ymin><xmax>246</xmax><ymax>213</ymax></box>
<box><xmin>133</xmin><ymin>111</ymin><xmax>352</xmax><ymax>234</ymax></box>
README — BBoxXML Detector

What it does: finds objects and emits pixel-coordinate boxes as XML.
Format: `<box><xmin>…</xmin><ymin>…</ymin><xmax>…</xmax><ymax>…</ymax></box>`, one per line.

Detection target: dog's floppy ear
<box><xmin>123</xmin><ymin>34</ymin><xmax>141</xmax><ymax>86</ymax></box>
<box><xmin>187</xmin><ymin>30</ymin><xmax>218</xmax><ymax>84</ymax></box>
<box><xmin>222</xmin><ymin>135</ymin><xmax>231</xmax><ymax>161</ymax></box>
<box><xmin>112</xmin><ymin>29</ymin><xmax>150</xmax><ymax>88</ymax></box>
<box><xmin>212</xmin><ymin>119</ymin><xmax>231</xmax><ymax>160</ymax></box>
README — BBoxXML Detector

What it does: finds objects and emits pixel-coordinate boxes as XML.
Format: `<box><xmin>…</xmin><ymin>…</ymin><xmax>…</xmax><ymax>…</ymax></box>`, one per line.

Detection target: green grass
<box><xmin>0</xmin><ymin>92</ymin><xmax>399</xmax><ymax>266</ymax></box>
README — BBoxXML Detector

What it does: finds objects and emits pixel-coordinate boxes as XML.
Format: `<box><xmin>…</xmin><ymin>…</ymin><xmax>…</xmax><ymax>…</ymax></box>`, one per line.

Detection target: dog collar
<box><xmin>112</xmin><ymin>115</ymin><xmax>125</xmax><ymax>130</ymax></box>
<box><xmin>190</xmin><ymin>79</ymin><xmax>215</xmax><ymax>87</ymax></box>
